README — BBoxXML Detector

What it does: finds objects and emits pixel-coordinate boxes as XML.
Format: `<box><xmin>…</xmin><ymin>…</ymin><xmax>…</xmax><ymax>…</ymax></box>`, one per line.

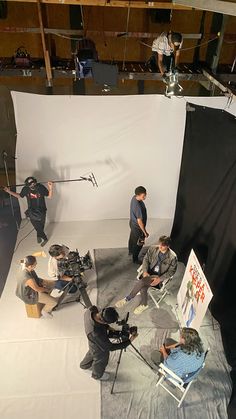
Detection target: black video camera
<box><xmin>57</xmin><ymin>250</ymin><xmax>93</xmax><ymax>284</ymax></box>
<box><xmin>111</xmin><ymin>312</ymin><xmax>137</xmax><ymax>341</ymax></box>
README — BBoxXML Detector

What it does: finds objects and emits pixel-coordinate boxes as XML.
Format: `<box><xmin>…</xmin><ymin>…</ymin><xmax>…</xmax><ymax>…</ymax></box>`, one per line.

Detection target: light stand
<box><xmin>2</xmin><ymin>151</ymin><xmax>19</xmax><ymax>230</ymax></box>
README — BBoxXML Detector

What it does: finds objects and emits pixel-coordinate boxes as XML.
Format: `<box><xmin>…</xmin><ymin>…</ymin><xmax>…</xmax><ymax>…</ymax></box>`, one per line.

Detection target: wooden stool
<box><xmin>25</xmin><ymin>303</ymin><xmax>44</xmax><ymax>318</ymax></box>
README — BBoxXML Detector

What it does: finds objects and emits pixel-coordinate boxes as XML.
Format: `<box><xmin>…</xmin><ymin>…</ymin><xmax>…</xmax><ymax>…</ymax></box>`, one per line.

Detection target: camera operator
<box><xmin>4</xmin><ymin>176</ymin><xmax>53</xmax><ymax>246</ymax></box>
<box><xmin>80</xmin><ymin>306</ymin><xmax>138</xmax><ymax>381</ymax></box>
<box><xmin>48</xmin><ymin>244</ymin><xmax>76</xmax><ymax>292</ymax></box>
<box><xmin>150</xmin><ymin>31</ymin><xmax>183</xmax><ymax>76</ymax></box>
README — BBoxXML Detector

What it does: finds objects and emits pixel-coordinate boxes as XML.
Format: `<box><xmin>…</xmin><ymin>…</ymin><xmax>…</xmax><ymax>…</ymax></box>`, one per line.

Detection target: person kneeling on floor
<box><xmin>16</xmin><ymin>255</ymin><xmax>58</xmax><ymax>319</ymax></box>
<box><xmin>151</xmin><ymin>328</ymin><xmax>205</xmax><ymax>383</ymax></box>
<box><xmin>80</xmin><ymin>305</ymin><xmax>138</xmax><ymax>381</ymax></box>
<box><xmin>116</xmin><ymin>235</ymin><xmax>177</xmax><ymax>315</ymax></box>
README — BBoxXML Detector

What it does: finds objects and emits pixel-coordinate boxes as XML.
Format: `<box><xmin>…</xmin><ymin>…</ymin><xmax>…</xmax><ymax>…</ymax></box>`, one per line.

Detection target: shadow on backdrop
<box><xmin>32</xmin><ymin>157</ymin><xmax>70</xmax><ymax>235</ymax></box>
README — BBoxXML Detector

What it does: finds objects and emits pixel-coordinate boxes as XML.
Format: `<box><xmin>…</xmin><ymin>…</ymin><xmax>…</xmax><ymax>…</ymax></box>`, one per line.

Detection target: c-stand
<box><xmin>1</xmin><ymin>151</ymin><xmax>20</xmax><ymax>230</ymax></box>
<box><xmin>111</xmin><ymin>339</ymin><xmax>154</xmax><ymax>394</ymax></box>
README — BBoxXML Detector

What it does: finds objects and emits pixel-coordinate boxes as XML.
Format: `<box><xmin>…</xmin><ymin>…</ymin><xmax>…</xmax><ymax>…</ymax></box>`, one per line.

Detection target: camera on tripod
<box><xmin>55</xmin><ymin>250</ymin><xmax>93</xmax><ymax>309</ymax></box>
<box><xmin>112</xmin><ymin>312</ymin><xmax>138</xmax><ymax>341</ymax></box>
<box><xmin>58</xmin><ymin>250</ymin><xmax>93</xmax><ymax>286</ymax></box>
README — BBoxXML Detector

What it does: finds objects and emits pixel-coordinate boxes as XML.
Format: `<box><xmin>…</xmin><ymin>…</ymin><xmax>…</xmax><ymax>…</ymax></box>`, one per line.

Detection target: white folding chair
<box><xmin>156</xmin><ymin>350</ymin><xmax>209</xmax><ymax>407</ymax></box>
<box><xmin>137</xmin><ymin>265</ymin><xmax>172</xmax><ymax>309</ymax></box>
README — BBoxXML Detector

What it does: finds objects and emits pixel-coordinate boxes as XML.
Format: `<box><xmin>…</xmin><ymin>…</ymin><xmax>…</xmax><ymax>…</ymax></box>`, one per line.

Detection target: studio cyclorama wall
<box><xmin>12</xmin><ymin>92</ymin><xmax>236</xmax><ymax>223</ymax></box>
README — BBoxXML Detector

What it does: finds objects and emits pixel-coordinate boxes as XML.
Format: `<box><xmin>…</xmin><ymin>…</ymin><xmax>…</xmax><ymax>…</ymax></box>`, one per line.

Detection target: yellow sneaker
<box><xmin>134</xmin><ymin>305</ymin><xmax>148</xmax><ymax>315</ymax></box>
<box><xmin>115</xmin><ymin>298</ymin><xmax>127</xmax><ymax>308</ymax></box>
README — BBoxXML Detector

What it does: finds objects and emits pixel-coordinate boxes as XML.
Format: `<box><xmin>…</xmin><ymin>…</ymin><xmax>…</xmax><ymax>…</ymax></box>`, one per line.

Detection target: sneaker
<box><xmin>115</xmin><ymin>298</ymin><xmax>127</xmax><ymax>308</ymax></box>
<box><xmin>37</xmin><ymin>237</ymin><xmax>42</xmax><ymax>244</ymax></box>
<box><xmin>96</xmin><ymin>372</ymin><xmax>110</xmax><ymax>381</ymax></box>
<box><xmin>134</xmin><ymin>305</ymin><xmax>148</xmax><ymax>315</ymax></box>
<box><xmin>41</xmin><ymin>238</ymin><xmax>48</xmax><ymax>247</ymax></box>
<box><xmin>41</xmin><ymin>310</ymin><xmax>53</xmax><ymax>319</ymax></box>
<box><xmin>50</xmin><ymin>289</ymin><xmax>64</xmax><ymax>298</ymax></box>
<box><xmin>81</xmin><ymin>368</ymin><xmax>92</xmax><ymax>375</ymax></box>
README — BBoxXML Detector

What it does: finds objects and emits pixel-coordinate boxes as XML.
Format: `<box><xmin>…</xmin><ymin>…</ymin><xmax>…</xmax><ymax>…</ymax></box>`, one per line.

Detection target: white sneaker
<box><xmin>115</xmin><ymin>298</ymin><xmax>127</xmax><ymax>308</ymax></box>
<box><xmin>134</xmin><ymin>305</ymin><xmax>148</xmax><ymax>315</ymax></box>
<box><xmin>41</xmin><ymin>310</ymin><xmax>53</xmax><ymax>319</ymax></box>
<box><xmin>99</xmin><ymin>372</ymin><xmax>110</xmax><ymax>381</ymax></box>
<box><xmin>50</xmin><ymin>289</ymin><xmax>64</xmax><ymax>298</ymax></box>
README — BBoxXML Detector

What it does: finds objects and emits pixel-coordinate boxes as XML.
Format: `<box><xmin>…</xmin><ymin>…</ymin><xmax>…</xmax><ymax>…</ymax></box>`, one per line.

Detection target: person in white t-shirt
<box><xmin>150</xmin><ymin>31</ymin><xmax>183</xmax><ymax>75</ymax></box>
<box><xmin>48</xmin><ymin>244</ymin><xmax>76</xmax><ymax>293</ymax></box>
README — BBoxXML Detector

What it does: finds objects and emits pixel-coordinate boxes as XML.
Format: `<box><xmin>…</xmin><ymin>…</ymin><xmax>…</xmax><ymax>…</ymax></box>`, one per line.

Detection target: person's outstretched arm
<box><xmin>47</xmin><ymin>182</ymin><xmax>53</xmax><ymax>199</ymax></box>
<box><xmin>4</xmin><ymin>187</ymin><xmax>21</xmax><ymax>199</ymax></box>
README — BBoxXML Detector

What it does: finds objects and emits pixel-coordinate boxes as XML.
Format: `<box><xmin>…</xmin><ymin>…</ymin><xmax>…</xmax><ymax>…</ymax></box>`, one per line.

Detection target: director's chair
<box><xmin>137</xmin><ymin>265</ymin><xmax>173</xmax><ymax>309</ymax></box>
<box><xmin>156</xmin><ymin>349</ymin><xmax>209</xmax><ymax>407</ymax></box>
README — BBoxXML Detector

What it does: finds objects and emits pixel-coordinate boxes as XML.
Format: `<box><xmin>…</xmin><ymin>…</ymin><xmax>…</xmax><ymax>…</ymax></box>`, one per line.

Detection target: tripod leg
<box><xmin>111</xmin><ymin>349</ymin><xmax>123</xmax><ymax>395</ymax></box>
<box><xmin>130</xmin><ymin>343</ymin><xmax>154</xmax><ymax>371</ymax></box>
<box><xmin>53</xmin><ymin>283</ymin><xmax>71</xmax><ymax>309</ymax></box>
<box><xmin>80</xmin><ymin>287</ymin><xmax>92</xmax><ymax>308</ymax></box>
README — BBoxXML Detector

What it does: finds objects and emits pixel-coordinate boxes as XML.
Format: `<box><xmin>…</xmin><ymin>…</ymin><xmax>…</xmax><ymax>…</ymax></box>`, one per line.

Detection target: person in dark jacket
<box><xmin>116</xmin><ymin>235</ymin><xmax>177</xmax><ymax>315</ymax></box>
<box><xmin>80</xmin><ymin>306</ymin><xmax>138</xmax><ymax>381</ymax></box>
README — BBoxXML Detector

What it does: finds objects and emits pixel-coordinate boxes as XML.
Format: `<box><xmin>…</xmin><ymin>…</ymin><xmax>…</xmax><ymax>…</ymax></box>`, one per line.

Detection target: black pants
<box><xmin>80</xmin><ymin>347</ymin><xmax>109</xmax><ymax>379</ymax></box>
<box><xmin>30</xmin><ymin>212</ymin><xmax>47</xmax><ymax>240</ymax></box>
<box><xmin>127</xmin><ymin>268</ymin><xmax>161</xmax><ymax>305</ymax></box>
<box><xmin>128</xmin><ymin>221</ymin><xmax>145</xmax><ymax>263</ymax></box>
<box><xmin>163</xmin><ymin>53</ymin><xmax>175</xmax><ymax>72</ymax></box>
<box><xmin>149</xmin><ymin>52</ymin><xmax>174</xmax><ymax>73</ymax></box>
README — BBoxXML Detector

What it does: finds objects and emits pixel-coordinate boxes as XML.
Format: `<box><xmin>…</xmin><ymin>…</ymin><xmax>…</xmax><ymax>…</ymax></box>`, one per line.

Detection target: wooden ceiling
<box><xmin>9</xmin><ymin>0</ymin><xmax>191</xmax><ymax>10</ymax></box>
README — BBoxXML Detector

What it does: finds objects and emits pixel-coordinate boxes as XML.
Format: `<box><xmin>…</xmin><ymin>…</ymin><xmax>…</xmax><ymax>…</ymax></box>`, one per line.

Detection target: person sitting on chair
<box><xmin>151</xmin><ymin>328</ymin><xmax>205</xmax><ymax>384</ymax></box>
<box><xmin>116</xmin><ymin>235</ymin><xmax>177</xmax><ymax>315</ymax></box>
<box><xmin>16</xmin><ymin>255</ymin><xmax>58</xmax><ymax>319</ymax></box>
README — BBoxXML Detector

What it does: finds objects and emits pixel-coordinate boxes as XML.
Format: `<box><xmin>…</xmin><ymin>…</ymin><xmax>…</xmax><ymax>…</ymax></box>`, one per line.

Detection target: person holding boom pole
<box><xmin>4</xmin><ymin>177</ymin><xmax>53</xmax><ymax>246</ymax></box>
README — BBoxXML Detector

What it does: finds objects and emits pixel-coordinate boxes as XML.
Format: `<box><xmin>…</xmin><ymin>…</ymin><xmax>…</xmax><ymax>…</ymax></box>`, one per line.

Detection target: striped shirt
<box><xmin>152</xmin><ymin>32</ymin><xmax>183</xmax><ymax>56</ymax></box>
<box><xmin>164</xmin><ymin>347</ymin><xmax>205</xmax><ymax>383</ymax></box>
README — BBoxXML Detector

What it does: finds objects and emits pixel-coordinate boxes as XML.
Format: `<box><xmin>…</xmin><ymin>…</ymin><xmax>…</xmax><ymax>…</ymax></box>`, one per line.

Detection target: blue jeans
<box><xmin>54</xmin><ymin>280</ymin><xmax>77</xmax><ymax>294</ymax></box>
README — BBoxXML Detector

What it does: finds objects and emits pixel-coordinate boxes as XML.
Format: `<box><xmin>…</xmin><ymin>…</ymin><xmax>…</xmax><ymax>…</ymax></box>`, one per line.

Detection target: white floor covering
<box><xmin>0</xmin><ymin>218</ymin><xmax>171</xmax><ymax>419</ymax></box>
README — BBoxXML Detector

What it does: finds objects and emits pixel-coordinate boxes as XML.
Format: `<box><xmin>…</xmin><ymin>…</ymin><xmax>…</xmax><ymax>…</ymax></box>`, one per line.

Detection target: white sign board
<box><xmin>177</xmin><ymin>249</ymin><xmax>213</xmax><ymax>331</ymax></box>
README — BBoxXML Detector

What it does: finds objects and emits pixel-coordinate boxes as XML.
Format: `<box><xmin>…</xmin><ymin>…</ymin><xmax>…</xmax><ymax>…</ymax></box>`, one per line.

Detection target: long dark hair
<box><xmin>180</xmin><ymin>328</ymin><xmax>204</xmax><ymax>357</ymax></box>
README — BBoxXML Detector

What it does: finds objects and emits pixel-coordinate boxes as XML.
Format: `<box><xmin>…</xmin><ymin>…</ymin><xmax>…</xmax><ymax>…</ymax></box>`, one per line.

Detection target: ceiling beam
<box><xmin>7</xmin><ymin>0</ymin><xmax>192</xmax><ymax>10</ymax></box>
<box><xmin>1</xmin><ymin>27</ymin><xmax>236</xmax><ymax>42</ymax></box>
<box><xmin>0</xmin><ymin>27</ymin><xmax>204</xmax><ymax>38</ymax></box>
<box><xmin>202</xmin><ymin>68</ymin><xmax>236</xmax><ymax>99</ymax></box>
<box><xmin>1</xmin><ymin>68</ymin><xmax>236</xmax><ymax>85</ymax></box>
<box><xmin>37</xmin><ymin>0</ymin><xmax>53</xmax><ymax>86</ymax></box>
<box><xmin>173</xmin><ymin>0</ymin><xmax>236</xmax><ymax>16</ymax></box>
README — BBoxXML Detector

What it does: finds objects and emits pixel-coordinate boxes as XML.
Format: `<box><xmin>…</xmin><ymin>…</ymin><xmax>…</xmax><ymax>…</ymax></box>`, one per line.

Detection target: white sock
<box><xmin>41</xmin><ymin>310</ymin><xmax>53</xmax><ymax>319</ymax></box>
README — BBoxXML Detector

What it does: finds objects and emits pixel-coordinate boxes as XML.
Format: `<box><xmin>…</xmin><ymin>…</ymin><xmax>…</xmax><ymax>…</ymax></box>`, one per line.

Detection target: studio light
<box><xmin>164</xmin><ymin>69</ymin><xmax>183</xmax><ymax>97</ymax></box>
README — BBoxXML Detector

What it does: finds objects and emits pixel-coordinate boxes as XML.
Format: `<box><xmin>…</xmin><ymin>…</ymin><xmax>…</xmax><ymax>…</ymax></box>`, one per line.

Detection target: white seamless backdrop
<box><xmin>12</xmin><ymin>92</ymin><xmax>236</xmax><ymax>222</ymax></box>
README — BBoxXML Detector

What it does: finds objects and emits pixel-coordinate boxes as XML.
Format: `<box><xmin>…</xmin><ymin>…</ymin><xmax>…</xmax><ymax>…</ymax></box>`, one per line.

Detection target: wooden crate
<box><xmin>25</xmin><ymin>303</ymin><xmax>44</xmax><ymax>318</ymax></box>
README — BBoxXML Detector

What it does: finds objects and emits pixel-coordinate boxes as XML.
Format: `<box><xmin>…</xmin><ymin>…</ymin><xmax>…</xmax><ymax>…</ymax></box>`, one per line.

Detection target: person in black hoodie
<box><xmin>80</xmin><ymin>306</ymin><xmax>138</xmax><ymax>381</ymax></box>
